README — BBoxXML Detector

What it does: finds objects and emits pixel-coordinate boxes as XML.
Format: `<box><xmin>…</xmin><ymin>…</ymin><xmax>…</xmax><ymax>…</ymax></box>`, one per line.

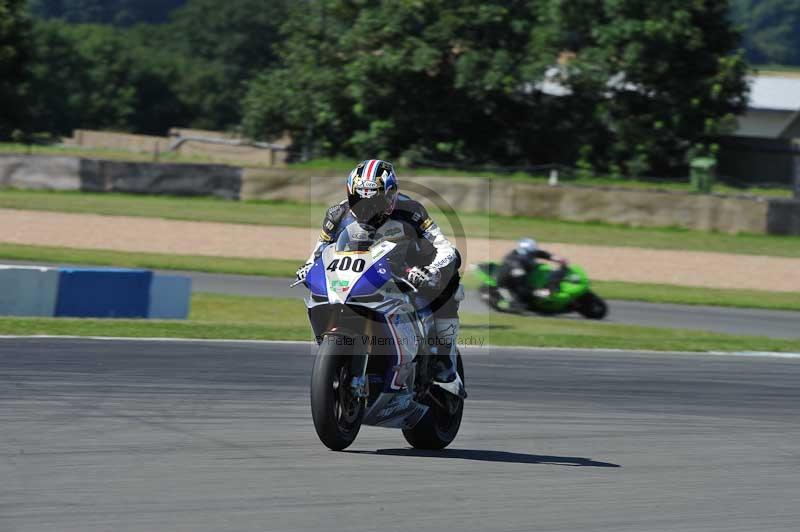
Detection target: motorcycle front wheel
<box><xmin>576</xmin><ymin>291</ymin><xmax>608</xmax><ymax>320</ymax></box>
<box><xmin>310</xmin><ymin>336</ymin><xmax>365</xmax><ymax>451</ymax></box>
<box><xmin>402</xmin><ymin>353</ymin><xmax>465</xmax><ymax>450</ymax></box>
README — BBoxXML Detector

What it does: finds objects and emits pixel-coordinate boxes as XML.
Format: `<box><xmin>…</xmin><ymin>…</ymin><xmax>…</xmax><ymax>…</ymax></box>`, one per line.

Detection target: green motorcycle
<box><xmin>473</xmin><ymin>262</ymin><xmax>608</xmax><ymax>319</ymax></box>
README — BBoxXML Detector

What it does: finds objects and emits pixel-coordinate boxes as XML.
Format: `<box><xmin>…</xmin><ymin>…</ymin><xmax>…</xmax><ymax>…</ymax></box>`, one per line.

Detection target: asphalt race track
<box><xmin>2</xmin><ymin>338</ymin><xmax>799</xmax><ymax>531</ymax></box>
<box><xmin>191</xmin><ymin>272</ymin><xmax>800</xmax><ymax>339</ymax></box>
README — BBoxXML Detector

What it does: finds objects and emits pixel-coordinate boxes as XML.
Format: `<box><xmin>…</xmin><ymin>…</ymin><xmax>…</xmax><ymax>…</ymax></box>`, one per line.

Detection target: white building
<box><xmin>735</xmin><ymin>74</ymin><xmax>800</xmax><ymax>138</ymax></box>
<box><xmin>718</xmin><ymin>73</ymin><xmax>800</xmax><ymax>188</ymax></box>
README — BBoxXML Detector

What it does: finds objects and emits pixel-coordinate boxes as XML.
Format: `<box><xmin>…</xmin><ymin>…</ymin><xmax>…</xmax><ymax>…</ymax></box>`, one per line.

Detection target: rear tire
<box><xmin>402</xmin><ymin>353</ymin><xmax>465</xmax><ymax>450</ymax></box>
<box><xmin>479</xmin><ymin>285</ymin><xmax>520</xmax><ymax>314</ymax></box>
<box><xmin>478</xmin><ymin>285</ymin><xmax>502</xmax><ymax>311</ymax></box>
<box><xmin>576</xmin><ymin>291</ymin><xmax>608</xmax><ymax>320</ymax></box>
<box><xmin>310</xmin><ymin>336</ymin><xmax>364</xmax><ymax>451</ymax></box>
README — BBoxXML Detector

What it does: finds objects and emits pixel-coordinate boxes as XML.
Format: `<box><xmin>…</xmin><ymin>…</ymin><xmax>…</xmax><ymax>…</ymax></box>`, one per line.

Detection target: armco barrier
<box><xmin>0</xmin><ymin>266</ymin><xmax>59</xmax><ymax>317</ymax></box>
<box><xmin>0</xmin><ymin>265</ymin><xmax>191</xmax><ymax>319</ymax></box>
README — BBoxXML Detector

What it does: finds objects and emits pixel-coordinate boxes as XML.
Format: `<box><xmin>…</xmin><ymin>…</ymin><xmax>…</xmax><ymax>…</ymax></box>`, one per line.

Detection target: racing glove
<box><xmin>407</xmin><ymin>266</ymin><xmax>441</xmax><ymax>288</ymax></box>
<box><xmin>295</xmin><ymin>262</ymin><xmax>313</xmax><ymax>282</ymax></box>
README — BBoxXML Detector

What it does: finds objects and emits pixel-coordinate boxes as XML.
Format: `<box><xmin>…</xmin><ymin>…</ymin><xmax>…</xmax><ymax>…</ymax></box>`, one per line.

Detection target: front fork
<box><xmin>349</xmin><ymin>352</ymin><xmax>369</xmax><ymax>398</ymax></box>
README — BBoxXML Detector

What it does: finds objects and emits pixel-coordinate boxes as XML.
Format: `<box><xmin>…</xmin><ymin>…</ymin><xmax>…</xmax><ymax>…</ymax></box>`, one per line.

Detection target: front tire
<box><xmin>402</xmin><ymin>353</ymin><xmax>465</xmax><ymax>450</ymax></box>
<box><xmin>576</xmin><ymin>291</ymin><xmax>608</xmax><ymax>320</ymax></box>
<box><xmin>310</xmin><ymin>336</ymin><xmax>364</xmax><ymax>451</ymax></box>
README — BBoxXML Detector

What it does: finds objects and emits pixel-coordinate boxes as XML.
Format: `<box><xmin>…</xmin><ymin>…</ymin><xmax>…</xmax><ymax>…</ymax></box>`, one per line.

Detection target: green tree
<box><xmin>167</xmin><ymin>0</ymin><xmax>288</xmax><ymax>129</ymax></box>
<box><xmin>530</xmin><ymin>0</ymin><xmax>749</xmax><ymax>175</ymax></box>
<box><xmin>244</xmin><ymin>0</ymin><xmax>747</xmax><ymax>174</ymax></box>
<box><xmin>24</xmin><ymin>0</ymin><xmax>290</xmax><ymax>136</ymax></box>
<box><xmin>731</xmin><ymin>0</ymin><xmax>800</xmax><ymax>66</ymax></box>
<box><xmin>244</xmin><ymin>1</ymin><xmax>547</xmax><ymax>163</ymax></box>
<box><xmin>28</xmin><ymin>21</ymin><xmax>144</xmax><ymax>134</ymax></box>
<box><xmin>0</xmin><ymin>0</ymin><xmax>32</xmax><ymax>139</ymax></box>
<box><xmin>28</xmin><ymin>0</ymin><xmax>187</xmax><ymax>26</ymax></box>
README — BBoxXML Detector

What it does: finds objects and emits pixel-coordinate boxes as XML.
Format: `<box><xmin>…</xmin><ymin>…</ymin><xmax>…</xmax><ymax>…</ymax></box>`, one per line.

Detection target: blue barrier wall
<box><xmin>1</xmin><ymin>264</ymin><xmax>191</xmax><ymax>319</ymax></box>
<box><xmin>55</xmin><ymin>269</ymin><xmax>153</xmax><ymax>318</ymax></box>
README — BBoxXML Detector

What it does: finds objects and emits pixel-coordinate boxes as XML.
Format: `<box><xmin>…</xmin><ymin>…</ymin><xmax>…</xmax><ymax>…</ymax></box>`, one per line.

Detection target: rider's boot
<box><xmin>432</xmin><ymin>318</ymin><xmax>467</xmax><ymax>398</ymax></box>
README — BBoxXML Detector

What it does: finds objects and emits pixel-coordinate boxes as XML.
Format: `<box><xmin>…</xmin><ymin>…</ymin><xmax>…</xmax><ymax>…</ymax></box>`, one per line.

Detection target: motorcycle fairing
<box><xmin>305</xmin><ymin>259</ymin><xmax>328</xmax><ymax>298</ymax></box>
<box><xmin>529</xmin><ymin>263</ymin><xmax>589</xmax><ymax>311</ymax></box>
<box><xmin>322</xmin><ymin>241</ymin><xmax>396</xmax><ymax>305</ymax></box>
<box><xmin>383</xmin><ymin>307</ymin><xmax>421</xmax><ymax>391</ymax></box>
<box><xmin>362</xmin><ymin>390</ymin><xmax>429</xmax><ymax>429</ymax></box>
<box><xmin>349</xmin><ymin>256</ymin><xmax>391</xmax><ymax>298</ymax></box>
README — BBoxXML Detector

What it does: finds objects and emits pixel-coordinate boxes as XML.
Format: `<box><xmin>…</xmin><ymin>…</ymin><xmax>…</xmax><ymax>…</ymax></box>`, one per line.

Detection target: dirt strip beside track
<box><xmin>2</xmin><ymin>208</ymin><xmax>799</xmax><ymax>292</ymax></box>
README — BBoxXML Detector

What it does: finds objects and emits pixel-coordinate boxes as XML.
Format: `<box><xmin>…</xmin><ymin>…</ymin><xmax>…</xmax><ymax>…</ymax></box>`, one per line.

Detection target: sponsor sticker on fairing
<box><xmin>329</xmin><ymin>279</ymin><xmax>350</xmax><ymax>292</ymax></box>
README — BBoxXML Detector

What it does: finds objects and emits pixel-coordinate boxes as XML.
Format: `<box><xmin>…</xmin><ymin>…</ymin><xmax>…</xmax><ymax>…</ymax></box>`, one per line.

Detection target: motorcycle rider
<box><xmin>496</xmin><ymin>238</ymin><xmax>569</xmax><ymax>310</ymax></box>
<box><xmin>295</xmin><ymin>159</ymin><xmax>464</xmax><ymax>394</ymax></box>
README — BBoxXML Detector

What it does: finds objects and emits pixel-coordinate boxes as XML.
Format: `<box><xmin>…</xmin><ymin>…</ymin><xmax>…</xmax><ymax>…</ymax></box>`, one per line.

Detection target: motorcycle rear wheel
<box><xmin>310</xmin><ymin>336</ymin><xmax>364</xmax><ymax>451</ymax></box>
<box><xmin>402</xmin><ymin>353</ymin><xmax>465</xmax><ymax>450</ymax></box>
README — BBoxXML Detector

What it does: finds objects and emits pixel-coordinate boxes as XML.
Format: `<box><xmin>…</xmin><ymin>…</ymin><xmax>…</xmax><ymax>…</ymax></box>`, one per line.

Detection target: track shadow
<box><xmin>346</xmin><ymin>448</ymin><xmax>620</xmax><ymax>468</ymax></box>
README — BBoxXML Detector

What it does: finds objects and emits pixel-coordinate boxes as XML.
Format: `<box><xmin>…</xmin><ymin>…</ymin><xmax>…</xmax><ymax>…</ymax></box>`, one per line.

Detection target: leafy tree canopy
<box><xmin>1</xmin><ymin>0</ymin><xmax>33</xmax><ymax>138</ymax></box>
<box><xmin>24</xmin><ymin>0</ymin><xmax>289</xmax><ymax>134</ymax></box>
<box><xmin>243</xmin><ymin>0</ymin><xmax>748</xmax><ymax>176</ymax></box>
<box><xmin>731</xmin><ymin>0</ymin><xmax>800</xmax><ymax>66</ymax></box>
<box><xmin>531</xmin><ymin>0</ymin><xmax>749</xmax><ymax>174</ymax></box>
<box><xmin>28</xmin><ymin>0</ymin><xmax>187</xmax><ymax>26</ymax></box>
<box><xmin>166</xmin><ymin>0</ymin><xmax>288</xmax><ymax>129</ymax></box>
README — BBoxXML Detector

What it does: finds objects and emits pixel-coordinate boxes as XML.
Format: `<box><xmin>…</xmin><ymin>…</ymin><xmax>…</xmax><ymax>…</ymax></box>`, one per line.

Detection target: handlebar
<box><xmin>392</xmin><ymin>273</ymin><xmax>418</xmax><ymax>293</ymax></box>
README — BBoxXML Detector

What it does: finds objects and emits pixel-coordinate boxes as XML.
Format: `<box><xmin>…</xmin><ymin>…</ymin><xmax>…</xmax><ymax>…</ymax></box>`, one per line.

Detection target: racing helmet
<box><xmin>346</xmin><ymin>159</ymin><xmax>398</xmax><ymax>225</ymax></box>
<box><xmin>517</xmin><ymin>238</ymin><xmax>538</xmax><ymax>255</ymax></box>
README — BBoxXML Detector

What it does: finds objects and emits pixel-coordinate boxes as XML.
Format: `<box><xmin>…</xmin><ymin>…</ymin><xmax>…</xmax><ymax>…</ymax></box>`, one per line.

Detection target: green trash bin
<box><xmin>690</xmin><ymin>157</ymin><xmax>716</xmax><ymax>194</ymax></box>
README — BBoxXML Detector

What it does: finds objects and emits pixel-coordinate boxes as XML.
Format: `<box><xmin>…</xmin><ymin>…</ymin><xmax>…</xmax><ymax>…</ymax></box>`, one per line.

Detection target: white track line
<box><xmin>0</xmin><ymin>335</ymin><xmax>799</xmax><ymax>359</ymax></box>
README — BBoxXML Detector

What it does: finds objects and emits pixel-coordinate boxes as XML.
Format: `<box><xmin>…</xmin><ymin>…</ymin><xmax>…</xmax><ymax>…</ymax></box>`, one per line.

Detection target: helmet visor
<box><xmin>349</xmin><ymin>193</ymin><xmax>389</xmax><ymax>224</ymax></box>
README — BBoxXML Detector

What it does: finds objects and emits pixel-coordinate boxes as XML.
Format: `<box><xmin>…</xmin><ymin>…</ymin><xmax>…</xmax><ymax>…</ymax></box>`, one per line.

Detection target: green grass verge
<box><xmin>1</xmin><ymin>242</ymin><xmax>797</xmax><ymax>312</ymax></box>
<box><xmin>0</xmin><ymin>293</ymin><xmax>798</xmax><ymax>352</ymax></box>
<box><xmin>592</xmin><ymin>281</ymin><xmax>800</xmax><ymax>312</ymax></box>
<box><xmin>2</xmin><ymin>189</ymin><xmax>799</xmax><ymax>257</ymax></box>
<box><xmin>460</xmin><ymin>273</ymin><xmax>800</xmax><ymax>312</ymax></box>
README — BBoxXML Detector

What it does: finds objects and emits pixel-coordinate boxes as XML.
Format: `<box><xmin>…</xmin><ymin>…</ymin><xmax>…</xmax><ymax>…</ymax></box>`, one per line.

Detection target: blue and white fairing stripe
<box><xmin>306</xmin><ymin>259</ymin><xmax>328</xmax><ymax>298</ymax></box>
<box><xmin>346</xmin><ymin>257</ymin><xmax>392</xmax><ymax>301</ymax></box>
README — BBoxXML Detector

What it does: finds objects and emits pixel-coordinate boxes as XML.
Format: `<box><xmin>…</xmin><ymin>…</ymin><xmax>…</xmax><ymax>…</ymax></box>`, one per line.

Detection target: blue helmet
<box><xmin>346</xmin><ymin>159</ymin><xmax>398</xmax><ymax>225</ymax></box>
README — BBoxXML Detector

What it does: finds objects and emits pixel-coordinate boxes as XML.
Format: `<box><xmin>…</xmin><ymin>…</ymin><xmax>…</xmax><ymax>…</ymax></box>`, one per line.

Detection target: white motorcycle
<box><xmin>293</xmin><ymin>222</ymin><xmax>465</xmax><ymax>451</ymax></box>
